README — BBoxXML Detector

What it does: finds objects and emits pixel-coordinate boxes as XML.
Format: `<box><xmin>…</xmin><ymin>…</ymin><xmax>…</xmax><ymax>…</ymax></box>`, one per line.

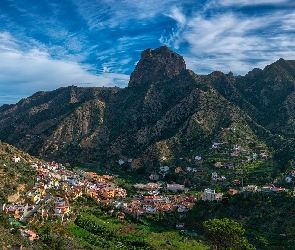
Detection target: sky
<box><xmin>0</xmin><ymin>0</ymin><xmax>295</xmax><ymax>106</ymax></box>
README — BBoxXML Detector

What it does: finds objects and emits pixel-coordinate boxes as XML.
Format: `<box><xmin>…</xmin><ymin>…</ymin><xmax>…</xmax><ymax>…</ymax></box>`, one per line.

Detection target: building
<box><xmin>167</xmin><ymin>184</ymin><xmax>185</xmax><ymax>192</ymax></box>
<box><xmin>202</xmin><ymin>188</ymin><xmax>223</xmax><ymax>202</ymax></box>
<box><xmin>149</xmin><ymin>174</ymin><xmax>159</xmax><ymax>181</ymax></box>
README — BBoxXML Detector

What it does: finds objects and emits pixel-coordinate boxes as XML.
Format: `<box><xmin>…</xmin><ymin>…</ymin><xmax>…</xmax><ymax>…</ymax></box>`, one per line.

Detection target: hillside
<box><xmin>0</xmin><ymin>141</ymin><xmax>40</xmax><ymax>249</ymax></box>
<box><xmin>0</xmin><ymin>46</ymin><xmax>294</xmax><ymax>171</ymax></box>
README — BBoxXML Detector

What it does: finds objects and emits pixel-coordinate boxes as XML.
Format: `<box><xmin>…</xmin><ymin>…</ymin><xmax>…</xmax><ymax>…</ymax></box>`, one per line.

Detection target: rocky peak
<box><xmin>128</xmin><ymin>46</ymin><xmax>186</xmax><ymax>87</ymax></box>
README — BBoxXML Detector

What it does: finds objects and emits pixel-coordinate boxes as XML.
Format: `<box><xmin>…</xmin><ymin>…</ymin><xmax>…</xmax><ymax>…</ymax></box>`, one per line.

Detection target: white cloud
<box><xmin>167</xmin><ymin>7</ymin><xmax>186</xmax><ymax>27</ymax></box>
<box><xmin>72</xmin><ymin>0</ymin><xmax>180</xmax><ymax>30</ymax></box>
<box><xmin>282</xmin><ymin>12</ymin><xmax>295</xmax><ymax>31</ymax></box>
<box><xmin>219</xmin><ymin>0</ymin><xmax>289</xmax><ymax>6</ymax></box>
<box><xmin>0</xmin><ymin>32</ymin><xmax>129</xmax><ymax>105</ymax></box>
<box><xmin>160</xmin><ymin>7</ymin><xmax>187</xmax><ymax>49</ymax></box>
<box><xmin>160</xmin><ymin>5</ymin><xmax>295</xmax><ymax>75</ymax></box>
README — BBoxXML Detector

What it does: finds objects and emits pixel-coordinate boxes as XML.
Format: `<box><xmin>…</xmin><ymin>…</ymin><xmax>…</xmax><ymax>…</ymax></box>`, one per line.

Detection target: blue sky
<box><xmin>0</xmin><ymin>0</ymin><xmax>295</xmax><ymax>106</ymax></box>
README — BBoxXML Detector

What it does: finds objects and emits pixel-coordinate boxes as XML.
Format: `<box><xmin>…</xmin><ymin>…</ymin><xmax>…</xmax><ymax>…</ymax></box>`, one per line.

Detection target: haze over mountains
<box><xmin>1</xmin><ymin>46</ymin><xmax>295</xmax><ymax>169</ymax></box>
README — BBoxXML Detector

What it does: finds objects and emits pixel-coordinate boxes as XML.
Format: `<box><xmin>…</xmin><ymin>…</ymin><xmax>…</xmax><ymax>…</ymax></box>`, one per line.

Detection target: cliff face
<box><xmin>0</xmin><ymin>47</ymin><xmax>295</xmax><ymax>167</ymax></box>
<box><xmin>128</xmin><ymin>46</ymin><xmax>186</xmax><ymax>87</ymax></box>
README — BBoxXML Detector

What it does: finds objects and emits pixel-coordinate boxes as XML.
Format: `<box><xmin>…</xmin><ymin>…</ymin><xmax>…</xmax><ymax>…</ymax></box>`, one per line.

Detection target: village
<box><xmin>3</xmin><ymin>146</ymin><xmax>294</xmax><ymax>243</ymax></box>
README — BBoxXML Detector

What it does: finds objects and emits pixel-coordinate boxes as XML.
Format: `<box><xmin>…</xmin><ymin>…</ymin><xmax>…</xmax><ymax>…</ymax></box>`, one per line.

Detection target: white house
<box><xmin>149</xmin><ymin>174</ymin><xmax>159</xmax><ymax>181</ymax></box>
<box><xmin>195</xmin><ymin>156</ymin><xmax>202</xmax><ymax>161</ymax></box>
<box><xmin>145</xmin><ymin>206</ymin><xmax>157</xmax><ymax>213</ymax></box>
<box><xmin>167</xmin><ymin>184</ymin><xmax>185</xmax><ymax>192</ymax></box>
<box><xmin>212</xmin><ymin>172</ymin><xmax>218</xmax><ymax>181</ymax></box>
<box><xmin>160</xmin><ymin>166</ymin><xmax>170</xmax><ymax>172</ymax></box>
<box><xmin>13</xmin><ymin>156</ymin><xmax>21</xmax><ymax>163</ymax></box>
<box><xmin>202</xmin><ymin>188</ymin><xmax>223</xmax><ymax>202</ymax></box>
<box><xmin>118</xmin><ymin>159</ymin><xmax>125</xmax><ymax>165</ymax></box>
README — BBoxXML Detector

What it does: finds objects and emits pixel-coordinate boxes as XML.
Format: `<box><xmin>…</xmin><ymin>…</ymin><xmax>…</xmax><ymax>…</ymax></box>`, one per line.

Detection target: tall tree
<box><xmin>203</xmin><ymin>218</ymin><xmax>254</xmax><ymax>250</ymax></box>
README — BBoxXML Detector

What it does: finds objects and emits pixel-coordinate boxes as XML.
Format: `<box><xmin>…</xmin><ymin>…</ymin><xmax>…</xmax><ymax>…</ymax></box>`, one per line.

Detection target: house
<box><xmin>230</xmin><ymin>151</ymin><xmax>240</xmax><ymax>157</ymax></box>
<box><xmin>228</xmin><ymin>189</ymin><xmax>238</xmax><ymax>195</ymax></box>
<box><xmin>13</xmin><ymin>156</ymin><xmax>21</xmax><ymax>163</ymax></box>
<box><xmin>176</xmin><ymin>223</ymin><xmax>185</xmax><ymax>230</ymax></box>
<box><xmin>53</xmin><ymin>198</ymin><xmax>71</xmax><ymax>216</ymax></box>
<box><xmin>160</xmin><ymin>166</ymin><xmax>170</xmax><ymax>172</ymax></box>
<box><xmin>202</xmin><ymin>188</ymin><xmax>223</xmax><ymax>202</ymax></box>
<box><xmin>243</xmin><ymin>185</ymin><xmax>258</xmax><ymax>192</ymax></box>
<box><xmin>214</xmin><ymin>162</ymin><xmax>224</xmax><ymax>168</ymax></box>
<box><xmin>113</xmin><ymin>201</ymin><xmax>123</xmax><ymax>209</ymax></box>
<box><xmin>167</xmin><ymin>184</ymin><xmax>185</xmax><ymax>192</ymax></box>
<box><xmin>262</xmin><ymin>184</ymin><xmax>285</xmax><ymax>192</ymax></box>
<box><xmin>87</xmin><ymin>189</ymin><xmax>99</xmax><ymax>199</ymax></box>
<box><xmin>175</xmin><ymin>167</ymin><xmax>183</xmax><ymax>174</ymax></box>
<box><xmin>212</xmin><ymin>172</ymin><xmax>218</xmax><ymax>181</ymax></box>
<box><xmin>84</xmin><ymin>172</ymin><xmax>100</xmax><ymax>181</ymax></box>
<box><xmin>194</xmin><ymin>156</ymin><xmax>202</xmax><ymax>161</ymax></box>
<box><xmin>117</xmin><ymin>212</ymin><xmax>125</xmax><ymax>220</ymax></box>
<box><xmin>261</xmin><ymin>184</ymin><xmax>274</xmax><ymax>192</ymax></box>
<box><xmin>220</xmin><ymin>176</ymin><xmax>226</xmax><ymax>181</ymax></box>
<box><xmin>145</xmin><ymin>206</ymin><xmax>157</xmax><ymax>213</ymax></box>
<box><xmin>153</xmin><ymin>197</ymin><xmax>167</xmax><ymax>207</ymax></box>
<box><xmin>149</xmin><ymin>174</ymin><xmax>159</xmax><ymax>181</ymax></box>
<box><xmin>115</xmin><ymin>187</ymin><xmax>127</xmax><ymax>198</ymax></box>
<box><xmin>101</xmin><ymin>186</ymin><xmax>116</xmax><ymax>199</ymax></box>
<box><xmin>22</xmin><ymin>229</ymin><xmax>39</xmax><ymax>241</ymax></box>
<box><xmin>5</xmin><ymin>206</ymin><xmax>19</xmax><ymax>215</ymax></box>
<box><xmin>177</xmin><ymin>206</ymin><xmax>187</xmax><ymax>213</ymax></box>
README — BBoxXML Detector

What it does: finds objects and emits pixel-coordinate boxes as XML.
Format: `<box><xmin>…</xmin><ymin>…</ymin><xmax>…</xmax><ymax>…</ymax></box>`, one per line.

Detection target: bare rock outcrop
<box><xmin>128</xmin><ymin>46</ymin><xmax>186</xmax><ymax>87</ymax></box>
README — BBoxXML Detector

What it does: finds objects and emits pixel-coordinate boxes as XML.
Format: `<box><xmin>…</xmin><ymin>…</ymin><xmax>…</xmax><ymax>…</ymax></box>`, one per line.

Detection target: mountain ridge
<box><xmin>0</xmin><ymin>46</ymin><xmax>294</xmax><ymax>169</ymax></box>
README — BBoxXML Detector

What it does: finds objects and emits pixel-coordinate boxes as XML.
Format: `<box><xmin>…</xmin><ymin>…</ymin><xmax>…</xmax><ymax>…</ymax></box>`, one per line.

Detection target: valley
<box><xmin>1</xmin><ymin>46</ymin><xmax>295</xmax><ymax>249</ymax></box>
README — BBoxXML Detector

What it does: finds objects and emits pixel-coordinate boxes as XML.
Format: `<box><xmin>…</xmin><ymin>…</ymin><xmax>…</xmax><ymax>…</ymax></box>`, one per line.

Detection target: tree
<box><xmin>236</xmin><ymin>163</ymin><xmax>250</xmax><ymax>187</ymax></box>
<box><xmin>203</xmin><ymin>218</ymin><xmax>255</xmax><ymax>250</ymax></box>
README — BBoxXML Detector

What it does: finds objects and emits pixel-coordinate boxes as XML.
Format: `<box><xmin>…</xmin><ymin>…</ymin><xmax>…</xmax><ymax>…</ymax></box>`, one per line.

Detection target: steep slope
<box><xmin>107</xmin><ymin>69</ymin><xmax>268</xmax><ymax>167</ymax></box>
<box><xmin>0</xmin><ymin>46</ymin><xmax>294</xmax><ymax>169</ymax></box>
<box><xmin>0</xmin><ymin>86</ymin><xmax>119</xmax><ymax>163</ymax></box>
<box><xmin>0</xmin><ymin>141</ymin><xmax>39</xmax><ymax>203</ymax></box>
<box><xmin>234</xmin><ymin>59</ymin><xmax>295</xmax><ymax>136</ymax></box>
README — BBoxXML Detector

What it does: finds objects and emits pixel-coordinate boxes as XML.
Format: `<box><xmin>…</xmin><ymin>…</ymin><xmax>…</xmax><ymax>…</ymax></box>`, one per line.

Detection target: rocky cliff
<box><xmin>0</xmin><ymin>47</ymin><xmax>295</xmax><ymax>168</ymax></box>
<box><xmin>128</xmin><ymin>46</ymin><xmax>186</xmax><ymax>87</ymax></box>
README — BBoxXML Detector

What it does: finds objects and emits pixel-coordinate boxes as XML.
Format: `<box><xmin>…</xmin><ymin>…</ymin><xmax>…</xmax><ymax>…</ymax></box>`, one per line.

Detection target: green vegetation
<box><xmin>67</xmin><ymin>195</ymin><xmax>209</xmax><ymax>250</ymax></box>
<box><xmin>1</xmin><ymin>50</ymin><xmax>295</xmax><ymax>249</ymax></box>
<box><xmin>203</xmin><ymin>218</ymin><xmax>254</xmax><ymax>250</ymax></box>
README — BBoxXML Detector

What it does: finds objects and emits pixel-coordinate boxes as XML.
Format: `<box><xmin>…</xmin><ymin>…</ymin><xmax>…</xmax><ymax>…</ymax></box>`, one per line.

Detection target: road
<box><xmin>20</xmin><ymin>191</ymin><xmax>51</xmax><ymax>224</ymax></box>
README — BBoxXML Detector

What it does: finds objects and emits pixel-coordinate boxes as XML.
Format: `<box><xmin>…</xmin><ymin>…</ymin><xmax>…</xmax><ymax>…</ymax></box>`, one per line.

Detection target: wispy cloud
<box><xmin>0</xmin><ymin>0</ymin><xmax>295</xmax><ymax>106</ymax></box>
<box><xmin>160</xmin><ymin>5</ymin><xmax>295</xmax><ymax>74</ymax></box>
<box><xmin>219</xmin><ymin>0</ymin><xmax>290</xmax><ymax>6</ymax></box>
<box><xmin>160</xmin><ymin>7</ymin><xmax>187</xmax><ymax>49</ymax></box>
<box><xmin>0</xmin><ymin>32</ymin><xmax>129</xmax><ymax>105</ymax></box>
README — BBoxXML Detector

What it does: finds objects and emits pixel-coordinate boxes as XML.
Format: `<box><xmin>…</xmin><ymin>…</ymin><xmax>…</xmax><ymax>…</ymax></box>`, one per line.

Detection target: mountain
<box><xmin>128</xmin><ymin>46</ymin><xmax>186</xmax><ymax>87</ymax></box>
<box><xmin>0</xmin><ymin>47</ymin><xmax>294</xmax><ymax>169</ymax></box>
